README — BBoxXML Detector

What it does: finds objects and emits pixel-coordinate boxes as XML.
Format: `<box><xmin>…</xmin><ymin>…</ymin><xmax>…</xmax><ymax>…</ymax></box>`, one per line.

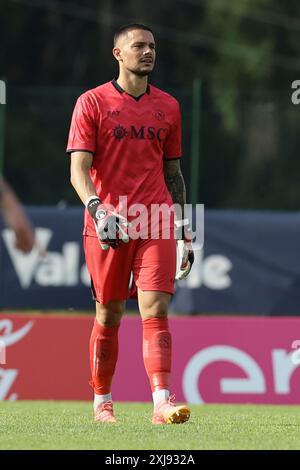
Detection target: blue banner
<box><xmin>1</xmin><ymin>207</ymin><xmax>299</xmax><ymax>314</ymax></box>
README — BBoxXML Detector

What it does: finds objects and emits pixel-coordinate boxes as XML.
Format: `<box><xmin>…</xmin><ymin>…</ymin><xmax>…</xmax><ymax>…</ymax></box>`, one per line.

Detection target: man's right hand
<box><xmin>87</xmin><ymin>197</ymin><xmax>129</xmax><ymax>250</ymax></box>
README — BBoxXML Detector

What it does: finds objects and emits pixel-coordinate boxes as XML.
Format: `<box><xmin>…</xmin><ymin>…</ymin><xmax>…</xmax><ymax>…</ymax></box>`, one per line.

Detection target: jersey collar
<box><xmin>111</xmin><ymin>79</ymin><xmax>150</xmax><ymax>101</ymax></box>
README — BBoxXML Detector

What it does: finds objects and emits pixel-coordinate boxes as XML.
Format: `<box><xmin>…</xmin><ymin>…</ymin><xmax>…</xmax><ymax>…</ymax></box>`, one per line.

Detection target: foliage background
<box><xmin>1</xmin><ymin>0</ymin><xmax>299</xmax><ymax>209</ymax></box>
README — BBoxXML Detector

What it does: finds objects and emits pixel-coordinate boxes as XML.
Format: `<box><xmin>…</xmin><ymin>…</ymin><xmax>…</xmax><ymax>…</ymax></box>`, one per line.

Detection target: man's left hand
<box><xmin>176</xmin><ymin>239</ymin><xmax>194</xmax><ymax>280</ymax></box>
<box><xmin>175</xmin><ymin>220</ymin><xmax>194</xmax><ymax>280</ymax></box>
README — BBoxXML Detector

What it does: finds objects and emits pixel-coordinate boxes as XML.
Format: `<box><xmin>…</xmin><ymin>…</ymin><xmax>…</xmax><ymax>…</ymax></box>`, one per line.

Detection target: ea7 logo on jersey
<box><xmin>112</xmin><ymin>125</ymin><xmax>167</xmax><ymax>142</ymax></box>
<box><xmin>107</xmin><ymin>110</ymin><xmax>120</xmax><ymax>117</ymax></box>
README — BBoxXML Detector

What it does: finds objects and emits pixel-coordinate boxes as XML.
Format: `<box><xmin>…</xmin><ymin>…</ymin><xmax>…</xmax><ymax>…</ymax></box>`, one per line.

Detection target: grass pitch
<box><xmin>0</xmin><ymin>401</ymin><xmax>300</xmax><ymax>450</ymax></box>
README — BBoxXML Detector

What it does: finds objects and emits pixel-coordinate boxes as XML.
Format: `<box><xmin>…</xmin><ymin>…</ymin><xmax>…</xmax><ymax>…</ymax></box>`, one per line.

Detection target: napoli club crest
<box><xmin>112</xmin><ymin>124</ymin><xmax>128</xmax><ymax>140</ymax></box>
<box><xmin>153</xmin><ymin>110</ymin><xmax>165</xmax><ymax>121</ymax></box>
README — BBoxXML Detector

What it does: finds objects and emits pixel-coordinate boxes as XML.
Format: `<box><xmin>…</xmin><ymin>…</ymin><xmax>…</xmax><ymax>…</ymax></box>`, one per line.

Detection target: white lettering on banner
<box><xmin>63</xmin><ymin>244</ymin><xmax>80</xmax><ymax>285</ymax></box>
<box><xmin>0</xmin><ymin>369</ymin><xmax>18</xmax><ymax>400</ymax></box>
<box><xmin>291</xmin><ymin>80</ymin><xmax>300</xmax><ymax>105</ymax></box>
<box><xmin>2</xmin><ymin>226</ymin><xmax>232</xmax><ymax>290</ymax></box>
<box><xmin>0</xmin><ymin>341</ymin><xmax>5</xmax><ymax>364</ymax></box>
<box><xmin>291</xmin><ymin>340</ymin><xmax>300</xmax><ymax>366</ymax></box>
<box><xmin>35</xmin><ymin>243</ymin><xmax>79</xmax><ymax>286</ymax></box>
<box><xmin>272</xmin><ymin>349</ymin><xmax>300</xmax><ymax>394</ymax></box>
<box><xmin>0</xmin><ymin>319</ymin><xmax>34</xmax><ymax>346</ymax></box>
<box><xmin>0</xmin><ymin>319</ymin><xmax>34</xmax><ymax>400</ymax></box>
<box><xmin>2</xmin><ymin>228</ymin><xmax>52</xmax><ymax>288</ymax></box>
<box><xmin>182</xmin><ymin>346</ymin><xmax>266</xmax><ymax>403</ymax></box>
<box><xmin>2</xmin><ymin>228</ymin><xmax>88</xmax><ymax>288</ymax></box>
<box><xmin>178</xmin><ymin>251</ymin><xmax>232</xmax><ymax>289</ymax></box>
<box><xmin>35</xmin><ymin>252</ymin><xmax>65</xmax><ymax>285</ymax></box>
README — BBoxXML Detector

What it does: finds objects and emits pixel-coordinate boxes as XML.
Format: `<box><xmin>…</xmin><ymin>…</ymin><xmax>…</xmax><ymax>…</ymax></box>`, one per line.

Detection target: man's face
<box><xmin>113</xmin><ymin>29</ymin><xmax>156</xmax><ymax>76</ymax></box>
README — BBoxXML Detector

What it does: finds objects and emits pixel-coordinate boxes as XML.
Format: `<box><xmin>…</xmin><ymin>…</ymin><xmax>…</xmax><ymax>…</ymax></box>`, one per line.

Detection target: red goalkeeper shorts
<box><xmin>83</xmin><ymin>235</ymin><xmax>176</xmax><ymax>304</ymax></box>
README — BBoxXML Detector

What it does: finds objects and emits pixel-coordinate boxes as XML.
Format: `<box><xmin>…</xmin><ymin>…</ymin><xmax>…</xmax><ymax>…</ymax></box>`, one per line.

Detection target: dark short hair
<box><xmin>114</xmin><ymin>23</ymin><xmax>154</xmax><ymax>46</ymax></box>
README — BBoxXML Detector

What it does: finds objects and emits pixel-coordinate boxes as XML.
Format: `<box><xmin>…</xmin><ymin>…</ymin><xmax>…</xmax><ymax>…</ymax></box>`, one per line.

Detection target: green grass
<box><xmin>0</xmin><ymin>401</ymin><xmax>300</xmax><ymax>450</ymax></box>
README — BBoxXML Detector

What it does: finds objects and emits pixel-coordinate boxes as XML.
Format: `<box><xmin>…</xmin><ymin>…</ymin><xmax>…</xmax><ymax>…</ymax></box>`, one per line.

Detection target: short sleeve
<box><xmin>163</xmin><ymin>100</ymin><xmax>182</xmax><ymax>160</ymax></box>
<box><xmin>66</xmin><ymin>94</ymin><xmax>97</xmax><ymax>155</ymax></box>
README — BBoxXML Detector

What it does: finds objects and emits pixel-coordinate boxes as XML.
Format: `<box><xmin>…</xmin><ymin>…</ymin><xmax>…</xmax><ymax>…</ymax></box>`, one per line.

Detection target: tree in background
<box><xmin>1</xmin><ymin>0</ymin><xmax>300</xmax><ymax>209</ymax></box>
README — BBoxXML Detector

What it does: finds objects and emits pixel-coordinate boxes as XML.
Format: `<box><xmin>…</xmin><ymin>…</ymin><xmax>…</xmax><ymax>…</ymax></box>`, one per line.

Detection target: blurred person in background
<box><xmin>67</xmin><ymin>23</ymin><xmax>194</xmax><ymax>425</ymax></box>
<box><xmin>0</xmin><ymin>174</ymin><xmax>35</xmax><ymax>253</ymax></box>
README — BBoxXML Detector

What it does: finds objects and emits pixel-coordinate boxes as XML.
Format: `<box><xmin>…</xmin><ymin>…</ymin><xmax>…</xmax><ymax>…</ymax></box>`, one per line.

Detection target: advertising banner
<box><xmin>1</xmin><ymin>314</ymin><xmax>300</xmax><ymax>404</ymax></box>
<box><xmin>1</xmin><ymin>207</ymin><xmax>300</xmax><ymax>314</ymax></box>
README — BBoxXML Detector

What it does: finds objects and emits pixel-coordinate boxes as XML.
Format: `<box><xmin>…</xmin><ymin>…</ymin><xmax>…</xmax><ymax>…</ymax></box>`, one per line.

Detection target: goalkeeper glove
<box><xmin>175</xmin><ymin>219</ymin><xmax>194</xmax><ymax>280</ymax></box>
<box><xmin>86</xmin><ymin>197</ymin><xmax>129</xmax><ymax>250</ymax></box>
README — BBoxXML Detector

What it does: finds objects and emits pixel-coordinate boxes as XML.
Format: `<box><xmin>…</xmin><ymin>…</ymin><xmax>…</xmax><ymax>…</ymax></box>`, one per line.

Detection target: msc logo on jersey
<box><xmin>112</xmin><ymin>125</ymin><xmax>167</xmax><ymax>142</ymax></box>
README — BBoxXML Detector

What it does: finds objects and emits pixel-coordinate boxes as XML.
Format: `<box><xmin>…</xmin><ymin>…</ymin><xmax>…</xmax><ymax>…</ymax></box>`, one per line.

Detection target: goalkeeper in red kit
<box><xmin>67</xmin><ymin>23</ymin><xmax>194</xmax><ymax>424</ymax></box>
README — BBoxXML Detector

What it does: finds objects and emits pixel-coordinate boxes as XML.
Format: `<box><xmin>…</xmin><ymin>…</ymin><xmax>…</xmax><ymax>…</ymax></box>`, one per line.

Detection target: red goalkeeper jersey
<box><xmin>67</xmin><ymin>80</ymin><xmax>182</xmax><ymax>235</ymax></box>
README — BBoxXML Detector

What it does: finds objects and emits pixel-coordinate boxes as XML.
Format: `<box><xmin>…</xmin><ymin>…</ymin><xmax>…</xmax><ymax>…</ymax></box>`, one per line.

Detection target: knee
<box><xmin>142</xmin><ymin>298</ymin><xmax>169</xmax><ymax>320</ymax></box>
<box><xmin>96</xmin><ymin>301</ymin><xmax>124</xmax><ymax>327</ymax></box>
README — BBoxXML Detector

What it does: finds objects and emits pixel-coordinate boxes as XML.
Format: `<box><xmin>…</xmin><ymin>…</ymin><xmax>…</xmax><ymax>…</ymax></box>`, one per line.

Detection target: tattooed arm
<box><xmin>163</xmin><ymin>159</ymin><xmax>194</xmax><ymax>279</ymax></box>
<box><xmin>163</xmin><ymin>159</ymin><xmax>186</xmax><ymax>224</ymax></box>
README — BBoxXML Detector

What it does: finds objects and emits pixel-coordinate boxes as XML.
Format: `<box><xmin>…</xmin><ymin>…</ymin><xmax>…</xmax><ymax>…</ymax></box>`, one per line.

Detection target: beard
<box><xmin>128</xmin><ymin>66</ymin><xmax>153</xmax><ymax>77</ymax></box>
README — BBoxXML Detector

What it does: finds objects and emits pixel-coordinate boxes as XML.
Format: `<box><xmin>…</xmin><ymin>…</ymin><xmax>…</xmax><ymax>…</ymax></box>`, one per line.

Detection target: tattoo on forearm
<box><xmin>164</xmin><ymin>170</ymin><xmax>186</xmax><ymax>211</ymax></box>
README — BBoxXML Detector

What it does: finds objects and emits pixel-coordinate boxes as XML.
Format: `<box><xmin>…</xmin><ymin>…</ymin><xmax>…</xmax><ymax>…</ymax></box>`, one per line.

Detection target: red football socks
<box><xmin>142</xmin><ymin>317</ymin><xmax>172</xmax><ymax>392</ymax></box>
<box><xmin>89</xmin><ymin>319</ymin><xmax>119</xmax><ymax>395</ymax></box>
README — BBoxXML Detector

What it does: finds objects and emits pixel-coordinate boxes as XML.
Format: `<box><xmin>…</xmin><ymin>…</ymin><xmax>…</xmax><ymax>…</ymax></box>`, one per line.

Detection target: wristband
<box><xmin>86</xmin><ymin>196</ymin><xmax>101</xmax><ymax>219</ymax></box>
<box><xmin>85</xmin><ymin>195</ymin><xmax>101</xmax><ymax>208</ymax></box>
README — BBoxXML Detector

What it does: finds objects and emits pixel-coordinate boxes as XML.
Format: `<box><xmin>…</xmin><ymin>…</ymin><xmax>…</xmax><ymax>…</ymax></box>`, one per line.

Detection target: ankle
<box><xmin>152</xmin><ymin>389</ymin><xmax>170</xmax><ymax>407</ymax></box>
<box><xmin>94</xmin><ymin>392</ymin><xmax>112</xmax><ymax>411</ymax></box>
